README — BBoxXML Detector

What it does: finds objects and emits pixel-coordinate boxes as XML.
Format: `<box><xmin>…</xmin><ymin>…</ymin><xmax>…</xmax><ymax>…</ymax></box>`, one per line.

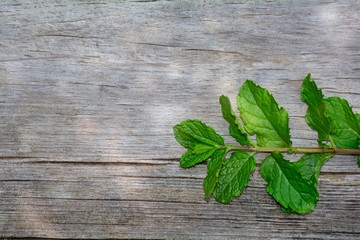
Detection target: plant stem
<box><xmin>221</xmin><ymin>145</ymin><xmax>360</xmax><ymax>155</ymax></box>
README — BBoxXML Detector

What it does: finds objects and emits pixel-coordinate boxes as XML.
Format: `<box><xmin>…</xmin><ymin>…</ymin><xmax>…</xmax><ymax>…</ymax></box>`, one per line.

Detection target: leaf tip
<box><xmin>219</xmin><ymin>94</ymin><xmax>227</xmax><ymax>100</ymax></box>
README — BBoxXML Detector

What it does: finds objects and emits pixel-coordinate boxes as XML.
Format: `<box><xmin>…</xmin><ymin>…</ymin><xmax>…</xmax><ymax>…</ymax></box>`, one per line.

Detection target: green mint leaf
<box><xmin>358</xmin><ymin>113</ymin><xmax>360</xmax><ymax>166</ymax></box>
<box><xmin>203</xmin><ymin>149</ymin><xmax>227</xmax><ymax>200</ymax></box>
<box><xmin>213</xmin><ymin>151</ymin><xmax>256</xmax><ymax>204</ymax></box>
<box><xmin>357</xmin><ymin>113</ymin><xmax>360</xmax><ymax>154</ymax></box>
<box><xmin>173</xmin><ymin>119</ymin><xmax>224</xmax><ymax>150</ymax></box>
<box><xmin>359</xmin><ymin>121</ymin><xmax>360</xmax><ymax>167</ymax></box>
<box><xmin>219</xmin><ymin>95</ymin><xmax>253</xmax><ymax>146</ymax></box>
<box><xmin>174</xmin><ymin>120</ymin><xmax>225</xmax><ymax>168</ymax></box>
<box><xmin>180</xmin><ymin>149</ymin><xmax>216</xmax><ymax>168</ymax></box>
<box><xmin>237</xmin><ymin>80</ymin><xmax>292</xmax><ymax>147</ymax></box>
<box><xmin>294</xmin><ymin>153</ymin><xmax>332</xmax><ymax>184</ymax></box>
<box><xmin>358</xmin><ymin>120</ymin><xmax>360</xmax><ymax>166</ymax></box>
<box><xmin>276</xmin><ymin>153</ymin><xmax>332</xmax><ymax>214</ymax></box>
<box><xmin>193</xmin><ymin>144</ymin><xmax>217</xmax><ymax>154</ymax></box>
<box><xmin>259</xmin><ymin>153</ymin><xmax>275</xmax><ymax>182</ymax></box>
<box><xmin>324</xmin><ymin>97</ymin><xmax>360</xmax><ymax>148</ymax></box>
<box><xmin>300</xmin><ymin>74</ymin><xmax>331</xmax><ymax>145</ymax></box>
<box><xmin>260</xmin><ymin>152</ymin><xmax>319</xmax><ymax>214</ymax></box>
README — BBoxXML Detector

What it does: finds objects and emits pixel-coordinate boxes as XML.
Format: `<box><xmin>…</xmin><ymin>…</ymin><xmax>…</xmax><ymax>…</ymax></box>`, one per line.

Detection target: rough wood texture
<box><xmin>1</xmin><ymin>1</ymin><xmax>359</xmax><ymax>239</ymax></box>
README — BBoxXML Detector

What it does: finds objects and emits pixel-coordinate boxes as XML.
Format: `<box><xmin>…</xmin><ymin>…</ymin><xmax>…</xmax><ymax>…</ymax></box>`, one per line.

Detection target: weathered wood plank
<box><xmin>0</xmin><ymin>161</ymin><xmax>359</xmax><ymax>239</ymax></box>
<box><xmin>1</xmin><ymin>159</ymin><xmax>358</xmax><ymax>238</ymax></box>
<box><xmin>0</xmin><ymin>0</ymin><xmax>359</xmax><ymax>239</ymax></box>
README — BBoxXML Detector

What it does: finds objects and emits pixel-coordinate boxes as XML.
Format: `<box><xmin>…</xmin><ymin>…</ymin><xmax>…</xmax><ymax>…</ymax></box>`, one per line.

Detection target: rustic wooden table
<box><xmin>1</xmin><ymin>1</ymin><xmax>359</xmax><ymax>239</ymax></box>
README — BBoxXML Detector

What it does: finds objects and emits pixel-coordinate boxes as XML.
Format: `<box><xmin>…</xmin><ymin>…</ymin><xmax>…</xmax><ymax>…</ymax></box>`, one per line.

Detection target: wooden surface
<box><xmin>1</xmin><ymin>1</ymin><xmax>359</xmax><ymax>239</ymax></box>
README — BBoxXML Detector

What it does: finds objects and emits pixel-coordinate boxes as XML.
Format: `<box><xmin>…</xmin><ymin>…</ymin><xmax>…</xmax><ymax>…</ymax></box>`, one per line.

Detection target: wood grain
<box><xmin>1</xmin><ymin>0</ymin><xmax>359</xmax><ymax>239</ymax></box>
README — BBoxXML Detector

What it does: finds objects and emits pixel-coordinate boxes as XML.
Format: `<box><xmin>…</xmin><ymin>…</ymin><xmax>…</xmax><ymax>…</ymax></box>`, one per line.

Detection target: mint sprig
<box><xmin>173</xmin><ymin>74</ymin><xmax>360</xmax><ymax>214</ymax></box>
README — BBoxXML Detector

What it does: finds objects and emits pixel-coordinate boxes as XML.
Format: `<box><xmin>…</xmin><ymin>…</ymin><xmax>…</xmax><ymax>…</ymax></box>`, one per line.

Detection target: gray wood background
<box><xmin>1</xmin><ymin>0</ymin><xmax>359</xmax><ymax>239</ymax></box>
